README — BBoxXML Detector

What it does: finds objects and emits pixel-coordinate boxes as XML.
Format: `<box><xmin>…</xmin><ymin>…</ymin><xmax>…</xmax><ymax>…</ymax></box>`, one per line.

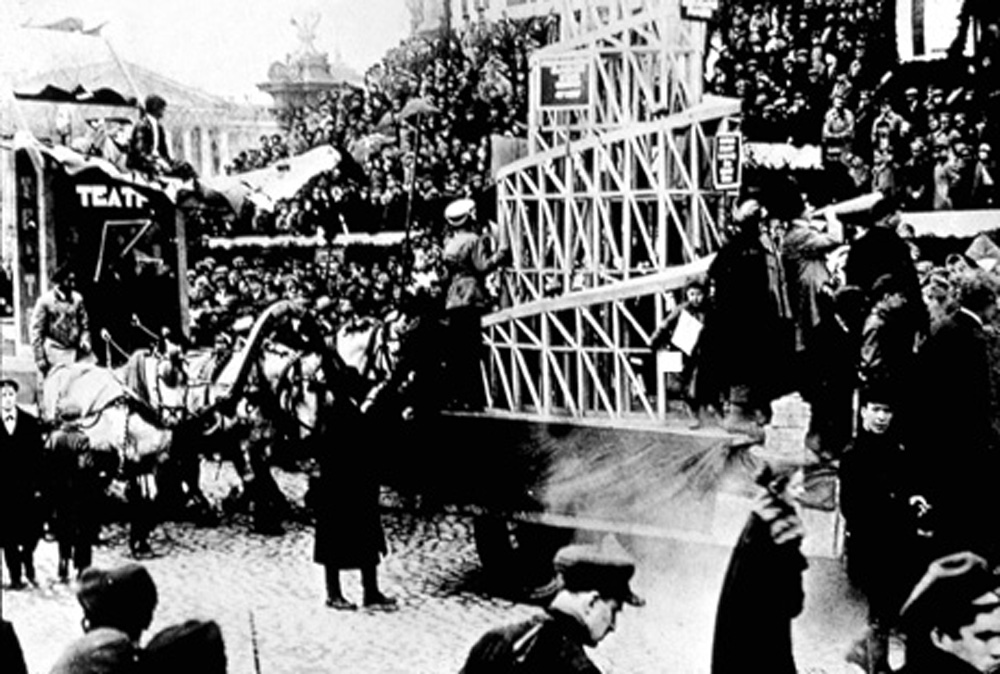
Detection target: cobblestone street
<box><xmin>3</xmin><ymin>463</ymin><xmax>868</xmax><ymax>674</ymax></box>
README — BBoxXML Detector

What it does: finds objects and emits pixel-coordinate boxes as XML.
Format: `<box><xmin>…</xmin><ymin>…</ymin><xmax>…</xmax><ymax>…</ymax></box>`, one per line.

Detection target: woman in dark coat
<box><xmin>307</xmin><ymin>400</ymin><xmax>396</xmax><ymax>611</ymax></box>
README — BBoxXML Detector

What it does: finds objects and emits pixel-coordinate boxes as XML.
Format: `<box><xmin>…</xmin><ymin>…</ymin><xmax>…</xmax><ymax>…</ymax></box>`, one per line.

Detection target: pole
<box><xmin>249</xmin><ymin>609</ymin><xmax>262</xmax><ymax>674</ymax></box>
<box><xmin>400</xmin><ymin>118</ymin><xmax>423</xmax><ymax>288</ymax></box>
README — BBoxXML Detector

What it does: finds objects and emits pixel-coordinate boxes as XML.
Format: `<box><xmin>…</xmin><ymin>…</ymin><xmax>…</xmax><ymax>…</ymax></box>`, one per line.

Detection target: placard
<box><xmin>682</xmin><ymin>0</ymin><xmax>719</xmax><ymax>20</ymax></box>
<box><xmin>539</xmin><ymin>58</ymin><xmax>590</xmax><ymax>108</ymax></box>
<box><xmin>713</xmin><ymin>132</ymin><xmax>743</xmax><ymax>191</ymax></box>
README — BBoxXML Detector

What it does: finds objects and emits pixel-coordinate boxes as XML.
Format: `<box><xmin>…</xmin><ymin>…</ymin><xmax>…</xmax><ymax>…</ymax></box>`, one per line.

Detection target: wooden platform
<box><xmin>384</xmin><ymin>410</ymin><xmax>842</xmax><ymax>559</ymax></box>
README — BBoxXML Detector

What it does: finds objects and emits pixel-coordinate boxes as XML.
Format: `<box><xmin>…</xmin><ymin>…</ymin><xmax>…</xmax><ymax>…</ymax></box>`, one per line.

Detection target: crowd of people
<box><xmin>211</xmin><ymin>14</ymin><xmax>555</xmax><ymax>241</ymax></box>
<box><xmin>707</xmin><ymin>0</ymin><xmax>999</xmax><ymax>210</ymax></box>
<box><xmin>653</xmin><ymin>181</ymin><xmax>1000</xmax><ymax>670</ymax></box>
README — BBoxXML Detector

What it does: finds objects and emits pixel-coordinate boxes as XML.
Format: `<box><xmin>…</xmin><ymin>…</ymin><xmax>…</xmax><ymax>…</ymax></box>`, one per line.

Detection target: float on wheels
<box><xmin>385</xmin><ymin>0</ymin><xmax>843</xmax><ymax>598</ymax></box>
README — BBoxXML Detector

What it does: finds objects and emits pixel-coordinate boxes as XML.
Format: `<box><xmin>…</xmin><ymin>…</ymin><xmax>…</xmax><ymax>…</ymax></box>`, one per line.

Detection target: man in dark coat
<box><xmin>127</xmin><ymin>94</ymin><xmax>172</xmax><ymax>176</ymax></box>
<box><xmin>840</xmin><ymin>200</ymin><xmax>924</xmax><ymax>325</ymax></box>
<box><xmin>840</xmin><ymin>384</ymin><xmax>936</xmax><ymax>673</ymax></box>
<box><xmin>909</xmin><ymin>272</ymin><xmax>999</xmax><ymax>561</ymax></box>
<box><xmin>46</xmin><ymin>404</ymin><xmax>111</xmax><ymax>582</ymax></box>
<box><xmin>711</xmin><ymin>465</ymin><xmax>808</xmax><ymax>674</ymax></box>
<box><xmin>895</xmin><ymin>551</ymin><xmax>1000</xmax><ymax>674</ymax></box>
<box><xmin>703</xmin><ymin>198</ymin><xmax>792</xmax><ymax>434</ymax></box>
<box><xmin>308</xmin><ymin>401</ymin><xmax>396</xmax><ymax>611</ymax></box>
<box><xmin>0</xmin><ymin>619</ymin><xmax>28</xmax><ymax>674</ymax></box>
<box><xmin>0</xmin><ymin>377</ymin><xmax>45</xmax><ymax>589</ymax></box>
<box><xmin>459</xmin><ymin>541</ymin><xmax>644</xmax><ymax>674</ymax></box>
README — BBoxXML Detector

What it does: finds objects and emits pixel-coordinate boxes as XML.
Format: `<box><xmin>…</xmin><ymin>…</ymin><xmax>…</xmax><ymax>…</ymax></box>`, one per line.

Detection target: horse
<box><xmin>40</xmin><ymin>300</ymin><xmax>337</xmax><ymax>545</ymax></box>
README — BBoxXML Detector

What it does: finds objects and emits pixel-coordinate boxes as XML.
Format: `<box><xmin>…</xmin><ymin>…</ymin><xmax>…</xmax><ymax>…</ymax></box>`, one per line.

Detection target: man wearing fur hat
<box><xmin>459</xmin><ymin>541</ymin><xmax>644</xmax><ymax>673</ymax></box>
<box><xmin>441</xmin><ymin>198</ymin><xmax>509</xmax><ymax>411</ymax></box>
<box><xmin>894</xmin><ymin>551</ymin><xmax>1000</xmax><ymax>673</ymax></box>
<box><xmin>50</xmin><ymin>563</ymin><xmax>159</xmax><ymax>674</ymax></box>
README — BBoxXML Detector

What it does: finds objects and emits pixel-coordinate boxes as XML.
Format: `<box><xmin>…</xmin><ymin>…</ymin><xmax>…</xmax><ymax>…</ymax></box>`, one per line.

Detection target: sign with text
<box><xmin>681</xmin><ymin>0</ymin><xmax>719</xmax><ymax>20</ymax></box>
<box><xmin>713</xmin><ymin>132</ymin><xmax>743</xmax><ymax>191</ymax></box>
<box><xmin>539</xmin><ymin>57</ymin><xmax>590</xmax><ymax>108</ymax></box>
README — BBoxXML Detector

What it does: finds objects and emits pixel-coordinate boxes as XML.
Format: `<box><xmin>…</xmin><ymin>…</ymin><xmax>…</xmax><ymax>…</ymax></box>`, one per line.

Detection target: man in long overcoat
<box><xmin>909</xmin><ymin>271</ymin><xmax>999</xmax><ymax>561</ymax></box>
<box><xmin>308</xmin><ymin>400</ymin><xmax>396</xmax><ymax>611</ymax></box>
<box><xmin>0</xmin><ymin>377</ymin><xmax>45</xmax><ymax>589</ymax></box>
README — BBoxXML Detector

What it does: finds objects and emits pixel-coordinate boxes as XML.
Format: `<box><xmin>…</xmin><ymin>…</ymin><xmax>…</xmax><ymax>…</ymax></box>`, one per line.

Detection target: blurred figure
<box><xmin>459</xmin><ymin>541</ymin><xmax>644</xmax><ymax>673</ymax></box>
<box><xmin>0</xmin><ymin>618</ymin><xmax>28</xmax><ymax>674</ymax></box>
<box><xmin>712</xmin><ymin>462</ymin><xmax>808</xmax><ymax>674</ymax></box>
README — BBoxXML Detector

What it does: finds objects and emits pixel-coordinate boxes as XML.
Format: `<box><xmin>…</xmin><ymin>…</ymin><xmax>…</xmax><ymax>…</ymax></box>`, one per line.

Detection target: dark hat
<box><xmin>553</xmin><ymin>542</ymin><xmax>644</xmax><ymax>606</ymax></box>
<box><xmin>77</xmin><ymin>563</ymin><xmax>158</xmax><ymax>628</ymax></box>
<box><xmin>144</xmin><ymin>620</ymin><xmax>226</xmax><ymax>674</ymax></box>
<box><xmin>859</xmin><ymin>379</ymin><xmax>897</xmax><ymax>407</ymax></box>
<box><xmin>59</xmin><ymin>403</ymin><xmax>83</xmax><ymax>422</ymax></box>
<box><xmin>0</xmin><ymin>376</ymin><xmax>19</xmax><ymax>391</ymax></box>
<box><xmin>899</xmin><ymin>551</ymin><xmax>1000</xmax><ymax>633</ymax></box>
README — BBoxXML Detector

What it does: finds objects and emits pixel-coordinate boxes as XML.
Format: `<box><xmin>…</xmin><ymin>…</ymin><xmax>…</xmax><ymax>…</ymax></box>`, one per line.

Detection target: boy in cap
<box><xmin>0</xmin><ymin>376</ymin><xmax>45</xmax><ymax>589</ymax></box>
<box><xmin>459</xmin><ymin>540</ymin><xmax>643</xmax><ymax>673</ymax></box>
<box><xmin>840</xmin><ymin>382</ymin><xmax>934</xmax><ymax>673</ymax></box>
<box><xmin>895</xmin><ymin>551</ymin><xmax>1000</xmax><ymax>673</ymax></box>
<box><xmin>50</xmin><ymin>563</ymin><xmax>159</xmax><ymax>674</ymax></box>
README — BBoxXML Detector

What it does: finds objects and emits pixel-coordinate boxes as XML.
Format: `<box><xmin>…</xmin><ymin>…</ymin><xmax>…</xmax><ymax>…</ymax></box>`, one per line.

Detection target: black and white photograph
<box><xmin>2</xmin><ymin>0</ymin><xmax>999</xmax><ymax>672</ymax></box>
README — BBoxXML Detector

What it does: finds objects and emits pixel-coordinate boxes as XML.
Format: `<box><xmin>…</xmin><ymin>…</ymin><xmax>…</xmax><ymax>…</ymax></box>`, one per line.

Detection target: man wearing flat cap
<box><xmin>459</xmin><ymin>540</ymin><xmax>643</xmax><ymax>673</ymax></box>
<box><xmin>895</xmin><ymin>551</ymin><xmax>1000</xmax><ymax>673</ymax></box>
<box><xmin>50</xmin><ymin>563</ymin><xmax>159</xmax><ymax>674</ymax></box>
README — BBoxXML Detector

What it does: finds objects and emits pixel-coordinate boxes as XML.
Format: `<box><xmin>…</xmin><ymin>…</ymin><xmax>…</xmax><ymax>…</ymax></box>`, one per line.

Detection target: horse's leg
<box><xmin>247</xmin><ymin>438</ymin><xmax>286</xmax><ymax>535</ymax></box>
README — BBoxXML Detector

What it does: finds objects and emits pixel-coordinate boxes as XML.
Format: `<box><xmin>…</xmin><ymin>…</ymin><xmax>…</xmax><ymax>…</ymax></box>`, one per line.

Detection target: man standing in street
<box><xmin>895</xmin><ymin>551</ymin><xmax>1000</xmax><ymax>673</ymax></box>
<box><xmin>0</xmin><ymin>376</ymin><xmax>45</xmax><ymax>589</ymax></box>
<box><xmin>458</xmin><ymin>541</ymin><xmax>644</xmax><ymax>673</ymax></box>
<box><xmin>30</xmin><ymin>263</ymin><xmax>93</xmax><ymax>379</ymax></box>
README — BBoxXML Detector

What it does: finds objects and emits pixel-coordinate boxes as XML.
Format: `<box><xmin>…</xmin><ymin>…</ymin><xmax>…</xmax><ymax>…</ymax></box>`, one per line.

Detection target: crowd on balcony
<box><xmin>707</xmin><ymin>0</ymin><xmax>999</xmax><ymax>210</ymax></box>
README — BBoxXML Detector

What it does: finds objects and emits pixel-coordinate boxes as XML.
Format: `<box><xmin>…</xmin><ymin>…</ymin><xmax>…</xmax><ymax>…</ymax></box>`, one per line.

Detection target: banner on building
<box><xmin>896</xmin><ymin>0</ymin><xmax>973</xmax><ymax>61</ymax></box>
<box><xmin>539</xmin><ymin>56</ymin><xmax>591</xmax><ymax>109</ymax></box>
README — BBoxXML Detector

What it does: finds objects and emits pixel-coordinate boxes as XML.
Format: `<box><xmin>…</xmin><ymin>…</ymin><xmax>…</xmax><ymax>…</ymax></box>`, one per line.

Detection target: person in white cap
<box><xmin>441</xmin><ymin>198</ymin><xmax>509</xmax><ymax>411</ymax></box>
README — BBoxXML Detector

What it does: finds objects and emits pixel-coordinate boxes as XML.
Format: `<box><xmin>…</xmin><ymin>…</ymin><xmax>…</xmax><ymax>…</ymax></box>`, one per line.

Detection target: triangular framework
<box><xmin>483</xmin><ymin>0</ymin><xmax>739</xmax><ymax>421</ymax></box>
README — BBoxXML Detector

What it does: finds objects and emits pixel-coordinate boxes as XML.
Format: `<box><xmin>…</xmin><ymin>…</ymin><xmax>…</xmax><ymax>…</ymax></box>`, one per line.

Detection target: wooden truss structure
<box><xmin>481</xmin><ymin>0</ymin><xmax>741</xmax><ymax>421</ymax></box>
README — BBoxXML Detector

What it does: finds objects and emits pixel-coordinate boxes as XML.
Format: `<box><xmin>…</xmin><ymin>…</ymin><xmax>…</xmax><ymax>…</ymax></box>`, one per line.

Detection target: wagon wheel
<box><xmin>472</xmin><ymin>514</ymin><xmax>573</xmax><ymax>602</ymax></box>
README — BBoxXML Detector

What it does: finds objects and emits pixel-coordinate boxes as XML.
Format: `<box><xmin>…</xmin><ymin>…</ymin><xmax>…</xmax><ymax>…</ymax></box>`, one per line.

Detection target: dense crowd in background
<box><xmin>707</xmin><ymin>0</ymin><xmax>999</xmax><ymax>209</ymax></box>
<box><xmin>212</xmin><ymin>14</ymin><xmax>555</xmax><ymax>241</ymax></box>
